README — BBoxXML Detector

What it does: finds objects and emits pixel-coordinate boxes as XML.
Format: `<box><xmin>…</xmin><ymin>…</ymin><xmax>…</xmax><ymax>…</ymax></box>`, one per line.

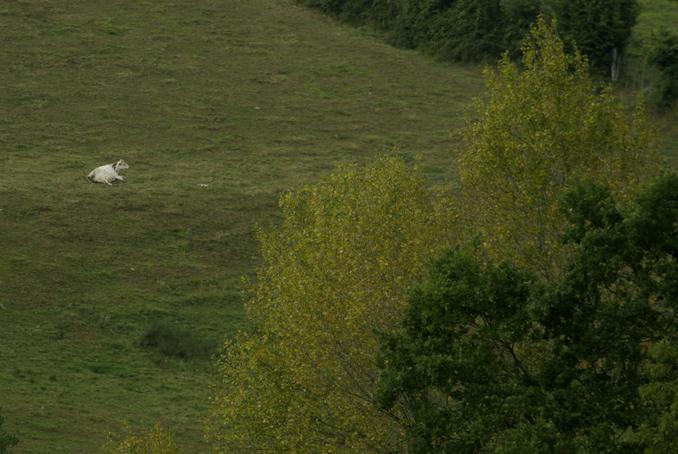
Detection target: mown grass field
<box><xmin>1</xmin><ymin>0</ymin><xmax>676</xmax><ymax>452</ymax></box>
<box><xmin>0</xmin><ymin>1</ymin><xmax>484</xmax><ymax>452</ymax></box>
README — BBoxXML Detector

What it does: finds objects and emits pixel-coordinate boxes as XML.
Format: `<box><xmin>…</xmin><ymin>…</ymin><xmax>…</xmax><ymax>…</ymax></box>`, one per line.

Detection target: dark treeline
<box><xmin>300</xmin><ymin>0</ymin><xmax>638</xmax><ymax>79</ymax></box>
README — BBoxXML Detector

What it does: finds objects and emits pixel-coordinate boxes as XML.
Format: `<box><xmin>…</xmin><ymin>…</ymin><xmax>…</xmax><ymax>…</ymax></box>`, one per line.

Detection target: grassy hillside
<box><xmin>0</xmin><ymin>0</ymin><xmax>483</xmax><ymax>452</ymax></box>
<box><xmin>1</xmin><ymin>0</ymin><xmax>676</xmax><ymax>452</ymax></box>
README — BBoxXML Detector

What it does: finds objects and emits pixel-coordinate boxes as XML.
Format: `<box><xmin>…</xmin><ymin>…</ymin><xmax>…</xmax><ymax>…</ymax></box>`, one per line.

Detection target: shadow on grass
<box><xmin>140</xmin><ymin>320</ymin><xmax>219</xmax><ymax>360</ymax></box>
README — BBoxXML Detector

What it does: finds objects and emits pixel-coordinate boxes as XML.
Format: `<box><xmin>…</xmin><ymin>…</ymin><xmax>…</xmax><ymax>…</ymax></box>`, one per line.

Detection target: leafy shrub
<box><xmin>303</xmin><ymin>0</ymin><xmax>379</xmax><ymax>22</ymax></box>
<box><xmin>386</xmin><ymin>0</ymin><xmax>512</xmax><ymax>61</ymax></box>
<box><xmin>548</xmin><ymin>0</ymin><xmax>638</xmax><ymax>79</ymax></box>
<box><xmin>649</xmin><ymin>31</ymin><xmax>678</xmax><ymax>108</ymax></box>
<box><xmin>140</xmin><ymin>320</ymin><xmax>217</xmax><ymax>360</ymax></box>
<box><xmin>385</xmin><ymin>0</ymin><xmax>439</xmax><ymax>49</ymax></box>
<box><xmin>501</xmin><ymin>0</ymin><xmax>542</xmax><ymax>56</ymax></box>
<box><xmin>429</xmin><ymin>0</ymin><xmax>507</xmax><ymax>61</ymax></box>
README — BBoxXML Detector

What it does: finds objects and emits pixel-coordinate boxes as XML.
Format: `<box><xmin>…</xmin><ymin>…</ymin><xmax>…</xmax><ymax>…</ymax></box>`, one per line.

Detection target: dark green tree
<box><xmin>549</xmin><ymin>0</ymin><xmax>638</xmax><ymax>80</ymax></box>
<box><xmin>377</xmin><ymin>175</ymin><xmax>678</xmax><ymax>452</ymax></box>
<box><xmin>649</xmin><ymin>31</ymin><xmax>678</xmax><ymax>108</ymax></box>
<box><xmin>500</xmin><ymin>0</ymin><xmax>542</xmax><ymax>57</ymax></box>
<box><xmin>376</xmin><ymin>249</ymin><xmax>538</xmax><ymax>452</ymax></box>
<box><xmin>299</xmin><ymin>0</ymin><xmax>641</xmax><ymax>72</ymax></box>
<box><xmin>433</xmin><ymin>0</ymin><xmax>506</xmax><ymax>61</ymax></box>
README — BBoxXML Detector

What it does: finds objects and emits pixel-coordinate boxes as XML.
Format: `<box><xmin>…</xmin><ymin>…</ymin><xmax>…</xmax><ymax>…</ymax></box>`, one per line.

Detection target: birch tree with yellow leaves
<box><xmin>457</xmin><ymin>17</ymin><xmax>656</xmax><ymax>278</ymax></box>
<box><xmin>209</xmin><ymin>157</ymin><xmax>455</xmax><ymax>452</ymax></box>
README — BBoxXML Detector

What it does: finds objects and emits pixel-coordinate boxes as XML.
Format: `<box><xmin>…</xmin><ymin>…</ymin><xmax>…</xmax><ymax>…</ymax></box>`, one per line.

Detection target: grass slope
<box><xmin>626</xmin><ymin>0</ymin><xmax>678</xmax><ymax>165</ymax></box>
<box><xmin>1</xmin><ymin>1</ymin><xmax>676</xmax><ymax>452</ymax></box>
<box><xmin>0</xmin><ymin>0</ymin><xmax>483</xmax><ymax>452</ymax></box>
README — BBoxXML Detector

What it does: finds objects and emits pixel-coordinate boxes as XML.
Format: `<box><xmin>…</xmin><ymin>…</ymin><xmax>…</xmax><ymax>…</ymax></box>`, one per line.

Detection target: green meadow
<box><xmin>0</xmin><ymin>0</ymin><xmax>675</xmax><ymax>452</ymax></box>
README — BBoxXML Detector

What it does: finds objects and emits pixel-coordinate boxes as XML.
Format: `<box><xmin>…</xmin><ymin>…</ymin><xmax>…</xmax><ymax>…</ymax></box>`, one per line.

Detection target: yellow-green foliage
<box><xmin>458</xmin><ymin>17</ymin><xmax>656</xmax><ymax>277</ymax></box>
<box><xmin>209</xmin><ymin>156</ymin><xmax>455</xmax><ymax>452</ymax></box>
<box><xmin>102</xmin><ymin>422</ymin><xmax>178</xmax><ymax>454</ymax></box>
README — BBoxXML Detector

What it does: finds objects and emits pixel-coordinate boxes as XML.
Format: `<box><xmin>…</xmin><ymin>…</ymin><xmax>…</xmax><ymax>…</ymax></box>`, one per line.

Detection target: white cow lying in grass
<box><xmin>87</xmin><ymin>159</ymin><xmax>129</xmax><ymax>185</ymax></box>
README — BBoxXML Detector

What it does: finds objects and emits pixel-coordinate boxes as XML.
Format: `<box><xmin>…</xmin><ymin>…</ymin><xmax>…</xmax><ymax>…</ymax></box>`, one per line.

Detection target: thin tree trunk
<box><xmin>611</xmin><ymin>47</ymin><xmax>621</xmax><ymax>82</ymax></box>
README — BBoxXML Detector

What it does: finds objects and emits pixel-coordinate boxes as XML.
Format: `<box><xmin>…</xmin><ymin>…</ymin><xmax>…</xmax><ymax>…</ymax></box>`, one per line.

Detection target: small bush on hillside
<box><xmin>140</xmin><ymin>320</ymin><xmax>217</xmax><ymax>360</ymax></box>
